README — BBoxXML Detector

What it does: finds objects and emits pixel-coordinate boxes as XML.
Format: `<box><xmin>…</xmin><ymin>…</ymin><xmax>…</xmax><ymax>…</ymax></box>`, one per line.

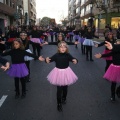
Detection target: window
<box><xmin>81</xmin><ymin>8</ymin><xmax>85</xmax><ymax>17</ymax></box>
<box><xmin>0</xmin><ymin>0</ymin><xmax>4</xmax><ymax>3</ymax></box>
<box><xmin>6</xmin><ymin>0</ymin><xmax>9</xmax><ymax>5</ymax></box>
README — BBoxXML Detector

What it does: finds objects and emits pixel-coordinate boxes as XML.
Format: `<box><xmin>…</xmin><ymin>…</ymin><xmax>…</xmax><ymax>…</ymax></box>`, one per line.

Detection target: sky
<box><xmin>36</xmin><ymin>0</ymin><xmax>68</xmax><ymax>24</ymax></box>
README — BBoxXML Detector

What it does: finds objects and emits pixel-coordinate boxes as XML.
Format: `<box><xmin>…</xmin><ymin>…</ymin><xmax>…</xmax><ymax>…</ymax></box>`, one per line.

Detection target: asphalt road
<box><xmin>0</xmin><ymin>39</ymin><xmax>120</xmax><ymax>120</ymax></box>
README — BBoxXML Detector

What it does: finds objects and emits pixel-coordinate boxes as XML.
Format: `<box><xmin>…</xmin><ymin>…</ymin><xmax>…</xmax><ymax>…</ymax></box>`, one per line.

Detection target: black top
<box><xmin>98</xmin><ymin>38</ymin><xmax>116</xmax><ymax>50</ymax></box>
<box><xmin>48</xmin><ymin>40</ymin><xmax>75</xmax><ymax>45</ymax></box>
<box><xmin>22</xmin><ymin>39</ymin><xmax>29</xmax><ymax>50</ymax></box>
<box><xmin>21</xmin><ymin>39</ymin><xmax>32</xmax><ymax>50</ymax></box>
<box><xmin>2</xmin><ymin>49</ymin><xmax>39</xmax><ymax>64</ymax></box>
<box><xmin>80</xmin><ymin>29</ymin><xmax>85</xmax><ymax>37</ymax></box>
<box><xmin>0</xmin><ymin>56</ymin><xmax>8</xmax><ymax>65</ymax></box>
<box><xmin>101</xmin><ymin>45</ymin><xmax>120</xmax><ymax>65</ymax></box>
<box><xmin>84</xmin><ymin>31</ymin><xmax>99</xmax><ymax>39</ymax></box>
<box><xmin>49</xmin><ymin>53</ymin><xmax>78</xmax><ymax>69</ymax></box>
<box><xmin>73</xmin><ymin>30</ymin><xmax>79</xmax><ymax>35</ymax></box>
<box><xmin>30</xmin><ymin>30</ymin><xmax>40</xmax><ymax>38</ymax></box>
<box><xmin>7</xmin><ymin>30</ymin><xmax>17</xmax><ymax>38</ymax></box>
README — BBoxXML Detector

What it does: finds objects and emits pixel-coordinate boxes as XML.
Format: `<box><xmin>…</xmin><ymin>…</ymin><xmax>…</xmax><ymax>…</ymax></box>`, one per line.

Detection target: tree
<box><xmin>92</xmin><ymin>0</ymin><xmax>111</xmax><ymax>24</ymax></box>
<box><xmin>61</xmin><ymin>19</ymin><xmax>68</xmax><ymax>26</ymax></box>
<box><xmin>40</xmin><ymin>17</ymin><xmax>51</xmax><ymax>27</ymax></box>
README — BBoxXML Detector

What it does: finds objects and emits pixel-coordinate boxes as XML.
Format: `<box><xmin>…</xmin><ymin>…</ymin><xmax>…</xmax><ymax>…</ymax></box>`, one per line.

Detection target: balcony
<box><xmin>73</xmin><ymin>0</ymin><xmax>76</xmax><ymax>3</ymax></box>
<box><xmin>76</xmin><ymin>1</ymin><xmax>80</xmax><ymax>8</ymax></box>
<box><xmin>84</xmin><ymin>10</ymin><xmax>91</xmax><ymax>15</ymax></box>
<box><xmin>0</xmin><ymin>2</ymin><xmax>15</xmax><ymax>16</ymax></box>
<box><xmin>81</xmin><ymin>0</ymin><xmax>92</xmax><ymax>8</ymax></box>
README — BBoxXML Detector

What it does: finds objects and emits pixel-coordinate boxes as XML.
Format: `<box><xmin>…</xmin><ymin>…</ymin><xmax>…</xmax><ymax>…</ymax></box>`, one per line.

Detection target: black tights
<box><xmin>81</xmin><ymin>44</ymin><xmax>86</xmax><ymax>54</ymax></box>
<box><xmin>111</xmin><ymin>82</ymin><xmax>117</xmax><ymax>97</ymax></box>
<box><xmin>105</xmin><ymin>60</ymin><xmax>113</xmax><ymax>72</ymax></box>
<box><xmin>32</xmin><ymin>43</ymin><xmax>41</xmax><ymax>56</ymax></box>
<box><xmin>57</xmin><ymin>86</ymin><xmax>68</xmax><ymax>104</ymax></box>
<box><xmin>14</xmin><ymin>77</ymin><xmax>26</xmax><ymax>94</ymax></box>
<box><xmin>86</xmin><ymin>46</ymin><xmax>92</xmax><ymax>60</ymax></box>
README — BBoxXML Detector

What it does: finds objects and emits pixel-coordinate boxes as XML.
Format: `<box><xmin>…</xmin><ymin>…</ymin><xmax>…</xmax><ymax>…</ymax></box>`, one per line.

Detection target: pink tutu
<box><xmin>30</xmin><ymin>38</ymin><xmax>41</xmax><ymax>44</ymax></box>
<box><xmin>102</xmin><ymin>50</ymin><xmax>112</xmax><ymax>60</ymax></box>
<box><xmin>47</xmin><ymin>67</ymin><xmax>78</xmax><ymax>86</ymax></box>
<box><xmin>103</xmin><ymin>64</ymin><xmax>120</xmax><ymax>83</ymax></box>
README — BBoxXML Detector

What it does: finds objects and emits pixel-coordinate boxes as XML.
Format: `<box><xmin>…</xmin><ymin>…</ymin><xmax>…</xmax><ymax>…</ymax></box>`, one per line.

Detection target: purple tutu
<box><xmin>47</xmin><ymin>67</ymin><xmax>78</xmax><ymax>86</ymax></box>
<box><xmin>83</xmin><ymin>39</ymin><xmax>94</xmax><ymax>46</ymax></box>
<box><xmin>79</xmin><ymin>38</ymin><xmax>85</xmax><ymax>43</ymax></box>
<box><xmin>69</xmin><ymin>32</ymin><xmax>74</xmax><ymax>36</ymax></box>
<box><xmin>7</xmin><ymin>63</ymin><xmax>28</xmax><ymax>78</ymax></box>
<box><xmin>30</xmin><ymin>38</ymin><xmax>41</xmax><ymax>44</ymax></box>
<box><xmin>102</xmin><ymin>50</ymin><xmax>112</xmax><ymax>60</ymax></box>
<box><xmin>73</xmin><ymin>35</ymin><xmax>80</xmax><ymax>41</ymax></box>
<box><xmin>103</xmin><ymin>64</ymin><xmax>120</xmax><ymax>83</ymax></box>
<box><xmin>39</xmin><ymin>38</ymin><xmax>44</xmax><ymax>43</ymax></box>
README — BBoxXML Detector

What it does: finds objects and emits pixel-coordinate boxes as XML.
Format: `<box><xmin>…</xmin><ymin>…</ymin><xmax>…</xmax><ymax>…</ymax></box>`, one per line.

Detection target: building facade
<box><xmin>68</xmin><ymin>0</ymin><xmax>120</xmax><ymax>29</ymax></box>
<box><xmin>68</xmin><ymin>0</ymin><xmax>93</xmax><ymax>28</ymax></box>
<box><xmin>0</xmin><ymin>0</ymin><xmax>24</xmax><ymax>32</ymax></box>
<box><xmin>93</xmin><ymin>0</ymin><xmax>120</xmax><ymax>30</ymax></box>
<box><xmin>0</xmin><ymin>0</ymin><xmax>16</xmax><ymax>32</ymax></box>
<box><xmin>23</xmin><ymin>0</ymin><xmax>36</xmax><ymax>25</ymax></box>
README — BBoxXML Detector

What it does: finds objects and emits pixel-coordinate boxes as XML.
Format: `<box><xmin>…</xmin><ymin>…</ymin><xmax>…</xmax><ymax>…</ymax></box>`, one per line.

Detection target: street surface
<box><xmin>0</xmin><ymin>39</ymin><xmax>120</xmax><ymax>120</ymax></box>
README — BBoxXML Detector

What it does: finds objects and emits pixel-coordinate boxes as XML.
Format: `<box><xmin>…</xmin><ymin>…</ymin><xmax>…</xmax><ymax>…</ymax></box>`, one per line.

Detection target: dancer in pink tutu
<box><xmin>95</xmin><ymin>40</ymin><xmax>120</xmax><ymax>102</ymax></box>
<box><xmin>95</xmin><ymin>32</ymin><xmax>116</xmax><ymax>71</ymax></box>
<box><xmin>45</xmin><ymin>41</ymin><xmax>78</xmax><ymax>112</ymax></box>
<box><xmin>1</xmin><ymin>38</ymin><xmax>44</xmax><ymax>99</ymax></box>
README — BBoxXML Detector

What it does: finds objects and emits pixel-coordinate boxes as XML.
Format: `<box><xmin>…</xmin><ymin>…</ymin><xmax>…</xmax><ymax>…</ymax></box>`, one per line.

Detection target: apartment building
<box><xmin>0</xmin><ymin>0</ymin><xmax>16</xmax><ymax>31</ymax></box>
<box><xmin>93</xmin><ymin>0</ymin><xmax>120</xmax><ymax>29</ymax></box>
<box><xmin>68</xmin><ymin>0</ymin><xmax>120</xmax><ymax>29</ymax></box>
<box><xmin>23</xmin><ymin>0</ymin><xmax>36</xmax><ymax>25</ymax></box>
<box><xmin>68</xmin><ymin>0</ymin><xmax>93</xmax><ymax>27</ymax></box>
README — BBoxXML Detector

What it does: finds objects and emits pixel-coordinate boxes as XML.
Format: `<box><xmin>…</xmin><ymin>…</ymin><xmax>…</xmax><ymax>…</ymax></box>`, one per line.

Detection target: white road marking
<box><xmin>0</xmin><ymin>95</ymin><xmax>8</xmax><ymax>107</ymax></box>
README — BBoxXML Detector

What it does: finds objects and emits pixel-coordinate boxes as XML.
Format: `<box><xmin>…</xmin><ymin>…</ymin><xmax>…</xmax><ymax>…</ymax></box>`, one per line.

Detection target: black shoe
<box><xmin>110</xmin><ymin>97</ymin><xmax>115</xmax><ymax>102</ymax></box>
<box><xmin>86</xmin><ymin>58</ymin><xmax>89</xmax><ymax>61</ymax></box>
<box><xmin>21</xmin><ymin>92</ymin><xmax>26</xmax><ymax>98</ymax></box>
<box><xmin>26</xmin><ymin>79</ymin><xmax>31</xmax><ymax>82</ymax></box>
<box><xmin>62</xmin><ymin>98</ymin><xmax>66</xmax><ymax>104</ymax></box>
<box><xmin>57</xmin><ymin>104</ymin><xmax>62</xmax><ymax>112</ymax></box>
<box><xmin>75</xmin><ymin>45</ymin><xmax>78</xmax><ymax>49</ymax></box>
<box><xmin>90</xmin><ymin>59</ymin><xmax>94</xmax><ymax>62</ymax></box>
<box><xmin>15</xmin><ymin>92</ymin><xmax>20</xmax><ymax>99</ymax></box>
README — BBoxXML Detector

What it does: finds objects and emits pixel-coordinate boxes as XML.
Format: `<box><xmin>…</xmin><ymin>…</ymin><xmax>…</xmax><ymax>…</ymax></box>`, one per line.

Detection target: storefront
<box><xmin>81</xmin><ymin>19</ymin><xmax>88</xmax><ymax>26</ymax></box>
<box><xmin>95</xmin><ymin>12</ymin><xmax>120</xmax><ymax>29</ymax></box>
<box><xmin>111</xmin><ymin>17</ymin><xmax>120</xmax><ymax>28</ymax></box>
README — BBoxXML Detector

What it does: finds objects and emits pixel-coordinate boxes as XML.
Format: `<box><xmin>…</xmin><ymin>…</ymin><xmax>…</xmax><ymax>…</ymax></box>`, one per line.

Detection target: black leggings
<box><xmin>32</xmin><ymin>43</ymin><xmax>41</xmax><ymax>56</ymax></box>
<box><xmin>86</xmin><ymin>46</ymin><xmax>92</xmax><ymax>60</ymax></box>
<box><xmin>105</xmin><ymin>60</ymin><xmax>113</xmax><ymax>72</ymax></box>
<box><xmin>14</xmin><ymin>77</ymin><xmax>26</xmax><ymax>94</ymax></box>
<box><xmin>105</xmin><ymin>60</ymin><xmax>116</xmax><ymax>97</ymax></box>
<box><xmin>111</xmin><ymin>82</ymin><xmax>117</xmax><ymax>97</ymax></box>
<box><xmin>25</xmin><ymin>61</ymin><xmax>30</xmax><ymax>76</ymax></box>
<box><xmin>51</xmin><ymin>35</ymin><xmax>54</xmax><ymax>42</ymax></box>
<box><xmin>81</xmin><ymin>43</ymin><xmax>86</xmax><ymax>54</ymax></box>
<box><xmin>57</xmin><ymin>86</ymin><xmax>68</xmax><ymax>104</ymax></box>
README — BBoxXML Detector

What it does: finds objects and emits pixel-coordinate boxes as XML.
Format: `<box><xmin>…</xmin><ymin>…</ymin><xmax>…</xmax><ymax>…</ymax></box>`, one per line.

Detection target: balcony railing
<box><xmin>84</xmin><ymin>10</ymin><xmax>91</xmax><ymax>15</ymax></box>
